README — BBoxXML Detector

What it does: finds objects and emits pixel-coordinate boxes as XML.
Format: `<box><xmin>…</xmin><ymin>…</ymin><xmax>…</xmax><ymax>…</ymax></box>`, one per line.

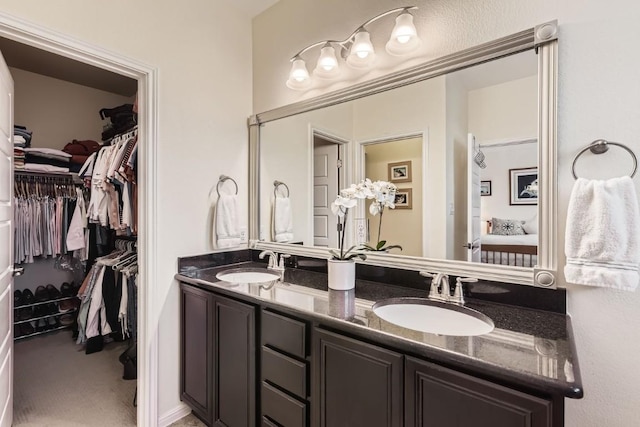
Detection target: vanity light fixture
<box><xmin>286</xmin><ymin>6</ymin><xmax>421</xmax><ymax>90</ymax></box>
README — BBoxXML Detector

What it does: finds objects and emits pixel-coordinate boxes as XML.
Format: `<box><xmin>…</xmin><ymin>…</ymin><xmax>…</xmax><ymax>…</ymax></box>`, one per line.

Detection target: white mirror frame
<box><xmin>249</xmin><ymin>21</ymin><xmax>558</xmax><ymax>288</ymax></box>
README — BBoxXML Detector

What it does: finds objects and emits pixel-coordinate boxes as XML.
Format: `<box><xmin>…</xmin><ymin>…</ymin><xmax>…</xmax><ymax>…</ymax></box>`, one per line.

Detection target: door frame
<box><xmin>356</xmin><ymin>130</ymin><xmax>429</xmax><ymax>256</ymax></box>
<box><xmin>308</xmin><ymin>125</ymin><xmax>350</xmax><ymax>248</ymax></box>
<box><xmin>0</xmin><ymin>11</ymin><xmax>159</xmax><ymax>426</ymax></box>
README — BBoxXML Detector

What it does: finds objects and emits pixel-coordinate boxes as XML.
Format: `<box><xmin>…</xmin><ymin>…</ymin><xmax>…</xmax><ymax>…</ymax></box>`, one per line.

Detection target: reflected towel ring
<box><xmin>571</xmin><ymin>139</ymin><xmax>638</xmax><ymax>180</ymax></box>
<box><xmin>273</xmin><ymin>180</ymin><xmax>290</xmax><ymax>197</ymax></box>
<box><xmin>216</xmin><ymin>174</ymin><xmax>238</xmax><ymax>197</ymax></box>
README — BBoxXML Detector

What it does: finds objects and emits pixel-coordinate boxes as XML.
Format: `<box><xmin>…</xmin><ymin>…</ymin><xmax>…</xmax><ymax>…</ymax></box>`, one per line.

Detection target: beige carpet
<box><xmin>14</xmin><ymin>330</ymin><xmax>137</xmax><ymax>426</ymax></box>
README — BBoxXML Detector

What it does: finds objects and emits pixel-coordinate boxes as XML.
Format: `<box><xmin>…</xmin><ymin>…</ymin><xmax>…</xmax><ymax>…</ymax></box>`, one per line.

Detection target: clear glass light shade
<box><xmin>286</xmin><ymin>58</ymin><xmax>311</xmax><ymax>90</ymax></box>
<box><xmin>314</xmin><ymin>45</ymin><xmax>340</xmax><ymax>79</ymax></box>
<box><xmin>385</xmin><ymin>12</ymin><xmax>422</xmax><ymax>56</ymax></box>
<box><xmin>347</xmin><ymin>30</ymin><xmax>376</xmax><ymax>69</ymax></box>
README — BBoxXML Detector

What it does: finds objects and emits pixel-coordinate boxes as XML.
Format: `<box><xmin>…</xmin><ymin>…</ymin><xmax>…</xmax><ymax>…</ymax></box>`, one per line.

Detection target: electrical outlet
<box><xmin>239</xmin><ymin>227</ymin><xmax>247</xmax><ymax>242</ymax></box>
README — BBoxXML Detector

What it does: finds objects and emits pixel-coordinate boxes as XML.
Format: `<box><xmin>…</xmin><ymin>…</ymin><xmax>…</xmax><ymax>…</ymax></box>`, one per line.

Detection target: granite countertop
<box><xmin>176</xmin><ymin>261</ymin><xmax>583</xmax><ymax>399</ymax></box>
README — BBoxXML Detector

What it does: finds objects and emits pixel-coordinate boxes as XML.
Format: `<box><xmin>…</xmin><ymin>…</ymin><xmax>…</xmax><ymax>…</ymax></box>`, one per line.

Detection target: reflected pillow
<box><xmin>491</xmin><ymin>217</ymin><xmax>525</xmax><ymax>235</ymax></box>
<box><xmin>522</xmin><ymin>215</ymin><xmax>538</xmax><ymax>234</ymax></box>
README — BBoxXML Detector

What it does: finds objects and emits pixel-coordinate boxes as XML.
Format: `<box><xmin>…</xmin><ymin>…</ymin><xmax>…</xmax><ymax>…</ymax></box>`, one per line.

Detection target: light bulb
<box><xmin>386</xmin><ymin>11</ymin><xmax>421</xmax><ymax>56</ymax></box>
<box><xmin>286</xmin><ymin>58</ymin><xmax>311</xmax><ymax>90</ymax></box>
<box><xmin>314</xmin><ymin>45</ymin><xmax>340</xmax><ymax>79</ymax></box>
<box><xmin>347</xmin><ymin>30</ymin><xmax>376</xmax><ymax>69</ymax></box>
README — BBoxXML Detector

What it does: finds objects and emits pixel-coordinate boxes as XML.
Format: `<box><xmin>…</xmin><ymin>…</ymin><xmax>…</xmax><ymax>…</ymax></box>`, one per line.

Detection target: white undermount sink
<box><xmin>215</xmin><ymin>268</ymin><xmax>280</xmax><ymax>284</ymax></box>
<box><xmin>372</xmin><ymin>297</ymin><xmax>494</xmax><ymax>336</ymax></box>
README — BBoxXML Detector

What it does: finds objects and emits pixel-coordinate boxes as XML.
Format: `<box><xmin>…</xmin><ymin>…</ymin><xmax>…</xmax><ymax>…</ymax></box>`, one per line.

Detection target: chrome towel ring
<box><xmin>571</xmin><ymin>139</ymin><xmax>638</xmax><ymax>180</ymax></box>
<box><xmin>216</xmin><ymin>175</ymin><xmax>238</xmax><ymax>197</ymax></box>
<box><xmin>273</xmin><ymin>180</ymin><xmax>290</xmax><ymax>197</ymax></box>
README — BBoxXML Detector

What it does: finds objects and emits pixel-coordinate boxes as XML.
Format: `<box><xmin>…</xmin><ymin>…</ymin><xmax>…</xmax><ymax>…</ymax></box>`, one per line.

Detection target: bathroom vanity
<box><xmin>176</xmin><ymin>252</ymin><xmax>582</xmax><ymax>427</ymax></box>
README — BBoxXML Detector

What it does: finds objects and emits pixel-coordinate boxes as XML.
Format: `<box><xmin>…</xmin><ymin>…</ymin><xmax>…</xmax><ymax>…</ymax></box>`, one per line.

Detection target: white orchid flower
<box><xmin>331</xmin><ymin>194</ymin><xmax>357</xmax><ymax>217</ymax></box>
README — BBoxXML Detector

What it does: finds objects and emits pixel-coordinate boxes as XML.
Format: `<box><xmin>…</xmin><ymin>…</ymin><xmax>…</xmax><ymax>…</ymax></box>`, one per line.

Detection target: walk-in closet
<box><xmin>1</xmin><ymin>37</ymin><xmax>141</xmax><ymax>426</ymax></box>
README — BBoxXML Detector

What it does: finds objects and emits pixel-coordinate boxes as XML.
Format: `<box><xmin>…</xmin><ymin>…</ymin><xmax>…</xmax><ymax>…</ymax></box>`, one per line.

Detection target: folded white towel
<box><xmin>24</xmin><ymin>147</ymin><xmax>72</xmax><ymax>157</ymax></box>
<box><xmin>564</xmin><ymin>176</ymin><xmax>640</xmax><ymax>290</ymax></box>
<box><xmin>215</xmin><ymin>194</ymin><xmax>241</xmax><ymax>249</ymax></box>
<box><xmin>273</xmin><ymin>196</ymin><xmax>293</xmax><ymax>243</ymax></box>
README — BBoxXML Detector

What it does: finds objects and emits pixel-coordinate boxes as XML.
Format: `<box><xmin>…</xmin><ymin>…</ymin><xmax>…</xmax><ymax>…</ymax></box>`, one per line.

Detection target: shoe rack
<box><xmin>14</xmin><ymin>294</ymin><xmax>80</xmax><ymax>341</ymax></box>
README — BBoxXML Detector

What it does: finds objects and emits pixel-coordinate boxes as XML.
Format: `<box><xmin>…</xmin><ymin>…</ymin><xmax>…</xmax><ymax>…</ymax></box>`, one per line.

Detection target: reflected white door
<box><xmin>313</xmin><ymin>143</ymin><xmax>339</xmax><ymax>247</ymax></box>
<box><xmin>0</xmin><ymin>50</ymin><xmax>13</xmax><ymax>427</ymax></box>
<box><xmin>467</xmin><ymin>133</ymin><xmax>481</xmax><ymax>262</ymax></box>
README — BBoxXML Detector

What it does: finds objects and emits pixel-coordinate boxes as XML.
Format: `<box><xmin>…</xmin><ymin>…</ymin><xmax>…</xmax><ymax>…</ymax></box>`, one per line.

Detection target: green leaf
<box><xmin>384</xmin><ymin>245</ymin><xmax>403</xmax><ymax>251</ymax></box>
<box><xmin>376</xmin><ymin>240</ymin><xmax>387</xmax><ymax>250</ymax></box>
<box><xmin>359</xmin><ymin>244</ymin><xmax>376</xmax><ymax>251</ymax></box>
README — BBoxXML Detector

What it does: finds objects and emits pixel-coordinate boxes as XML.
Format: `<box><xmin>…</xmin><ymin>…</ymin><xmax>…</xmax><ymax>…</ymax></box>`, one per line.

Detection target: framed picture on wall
<box><xmin>509</xmin><ymin>167</ymin><xmax>538</xmax><ymax>205</ymax></box>
<box><xmin>480</xmin><ymin>180</ymin><xmax>492</xmax><ymax>196</ymax></box>
<box><xmin>394</xmin><ymin>188</ymin><xmax>412</xmax><ymax>209</ymax></box>
<box><xmin>388</xmin><ymin>160</ymin><xmax>412</xmax><ymax>183</ymax></box>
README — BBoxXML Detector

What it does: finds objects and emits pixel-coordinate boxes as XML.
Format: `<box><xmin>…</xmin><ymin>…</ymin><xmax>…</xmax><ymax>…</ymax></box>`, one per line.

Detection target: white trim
<box><xmin>158</xmin><ymin>403</ymin><xmax>192</xmax><ymax>427</ymax></box>
<box><xmin>0</xmin><ymin>11</ymin><xmax>160</xmax><ymax>426</ymax></box>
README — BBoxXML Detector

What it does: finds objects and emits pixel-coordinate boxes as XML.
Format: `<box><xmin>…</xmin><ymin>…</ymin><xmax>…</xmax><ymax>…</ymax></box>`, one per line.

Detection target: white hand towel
<box><xmin>564</xmin><ymin>176</ymin><xmax>640</xmax><ymax>290</ymax></box>
<box><xmin>273</xmin><ymin>196</ymin><xmax>294</xmax><ymax>243</ymax></box>
<box><xmin>215</xmin><ymin>194</ymin><xmax>241</xmax><ymax>248</ymax></box>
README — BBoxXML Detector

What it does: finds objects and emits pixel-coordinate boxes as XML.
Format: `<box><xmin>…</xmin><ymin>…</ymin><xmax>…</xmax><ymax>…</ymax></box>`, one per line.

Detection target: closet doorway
<box><xmin>0</xmin><ymin>12</ymin><xmax>158</xmax><ymax>427</ymax></box>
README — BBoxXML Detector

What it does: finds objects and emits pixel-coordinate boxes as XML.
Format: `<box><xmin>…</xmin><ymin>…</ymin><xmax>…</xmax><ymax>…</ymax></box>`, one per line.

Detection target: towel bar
<box><xmin>216</xmin><ymin>174</ymin><xmax>238</xmax><ymax>197</ymax></box>
<box><xmin>571</xmin><ymin>139</ymin><xmax>638</xmax><ymax>179</ymax></box>
<box><xmin>273</xmin><ymin>180</ymin><xmax>290</xmax><ymax>197</ymax></box>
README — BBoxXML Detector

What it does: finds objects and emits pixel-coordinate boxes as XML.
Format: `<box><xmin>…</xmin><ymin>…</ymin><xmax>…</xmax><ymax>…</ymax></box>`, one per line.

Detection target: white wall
<box><xmin>352</xmin><ymin>78</ymin><xmax>447</xmax><ymax>259</ymax></box>
<box><xmin>253</xmin><ymin>1</ymin><xmax>640</xmax><ymax>425</ymax></box>
<box><xmin>11</xmin><ymin>67</ymin><xmax>134</xmax><ymax>149</ymax></box>
<box><xmin>259</xmin><ymin>103</ymin><xmax>354</xmax><ymax>245</ymax></box>
<box><xmin>0</xmin><ymin>0</ymin><xmax>253</xmax><ymax>422</ymax></box>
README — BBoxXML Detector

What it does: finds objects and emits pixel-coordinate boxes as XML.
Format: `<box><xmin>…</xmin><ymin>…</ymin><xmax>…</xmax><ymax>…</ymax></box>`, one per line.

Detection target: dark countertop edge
<box><xmin>175</xmin><ymin>273</ymin><xmax>584</xmax><ymax>399</ymax></box>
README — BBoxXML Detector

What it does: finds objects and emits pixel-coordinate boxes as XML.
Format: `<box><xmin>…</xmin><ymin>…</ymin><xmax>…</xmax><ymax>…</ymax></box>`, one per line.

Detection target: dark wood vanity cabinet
<box><xmin>180</xmin><ymin>284</ymin><xmax>256</xmax><ymax>427</ymax></box>
<box><xmin>405</xmin><ymin>356</ymin><xmax>555</xmax><ymax>427</ymax></box>
<box><xmin>180</xmin><ymin>283</ymin><xmax>560</xmax><ymax>427</ymax></box>
<box><xmin>313</xmin><ymin>328</ymin><xmax>403</xmax><ymax>427</ymax></box>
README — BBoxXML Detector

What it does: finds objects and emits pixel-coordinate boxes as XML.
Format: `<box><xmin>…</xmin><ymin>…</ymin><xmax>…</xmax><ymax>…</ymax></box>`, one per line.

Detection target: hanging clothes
<box><xmin>13</xmin><ymin>173</ymin><xmax>80</xmax><ymax>264</ymax></box>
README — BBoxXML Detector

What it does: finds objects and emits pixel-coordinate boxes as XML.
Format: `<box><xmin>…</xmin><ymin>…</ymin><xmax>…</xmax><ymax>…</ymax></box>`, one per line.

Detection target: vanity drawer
<box><xmin>263</xmin><ymin>346</ymin><xmax>307</xmax><ymax>399</ymax></box>
<box><xmin>262</xmin><ymin>382</ymin><xmax>307</xmax><ymax>427</ymax></box>
<box><xmin>262</xmin><ymin>310</ymin><xmax>307</xmax><ymax>358</ymax></box>
<box><xmin>262</xmin><ymin>416</ymin><xmax>279</xmax><ymax>427</ymax></box>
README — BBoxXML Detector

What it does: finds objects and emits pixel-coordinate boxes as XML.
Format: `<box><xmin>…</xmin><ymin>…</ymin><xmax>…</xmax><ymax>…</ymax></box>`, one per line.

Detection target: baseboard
<box><xmin>158</xmin><ymin>403</ymin><xmax>192</xmax><ymax>427</ymax></box>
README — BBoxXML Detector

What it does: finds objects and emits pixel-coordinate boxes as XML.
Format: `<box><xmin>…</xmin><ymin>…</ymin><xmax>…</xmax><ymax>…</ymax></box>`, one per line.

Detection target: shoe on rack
<box><xmin>45</xmin><ymin>303</ymin><xmax>59</xmax><ymax>315</ymax></box>
<box><xmin>46</xmin><ymin>284</ymin><xmax>62</xmax><ymax>300</ymax></box>
<box><xmin>60</xmin><ymin>282</ymin><xmax>73</xmax><ymax>297</ymax></box>
<box><xmin>58</xmin><ymin>299</ymin><xmax>74</xmax><ymax>313</ymax></box>
<box><xmin>17</xmin><ymin>307</ymin><xmax>33</xmax><ymax>321</ymax></box>
<box><xmin>22</xmin><ymin>289</ymin><xmax>35</xmax><ymax>305</ymax></box>
<box><xmin>20</xmin><ymin>321</ymin><xmax>34</xmax><ymax>336</ymax></box>
<box><xmin>14</xmin><ymin>290</ymin><xmax>24</xmax><ymax>307</ymax></box>
<box><xmin>14</xmin><ymin>324</ymin><xmax>22</xmax><ymax>338</ymax></box>
<box><xmin>71</xmin><ymin>281</ymin><xmax>80</xmax><ymax>296</ymax></box>
<box><xmin>59</xmin><ymin>314</ymin><xmax>74</xmax><ymax>327</ymax></box>
<box><xmin>34</xmin><ymin>286</ymin><xmax>49</xmax><ymax>303</ymax></box>
<box><xmin>46</xmin><ymin>316</ymin><xmax>59</xmax><ymax>330</ymax></box>
<box><xmin>35</xmin><ymin>318</ymin><xmax>47</xmax><ymax>332</ymax></box>
<box><xmin>33</xmin><ymin>304</ymin><xmax>45</xmax><ymax>318</ymax></box>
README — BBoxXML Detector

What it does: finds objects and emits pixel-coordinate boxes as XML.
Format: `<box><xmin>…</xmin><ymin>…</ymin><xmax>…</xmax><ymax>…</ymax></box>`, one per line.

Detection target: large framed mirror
<box><xmin>249</xmin><ymin>21</ymin><xmax>558</xmax><ymax>288</ymax></box>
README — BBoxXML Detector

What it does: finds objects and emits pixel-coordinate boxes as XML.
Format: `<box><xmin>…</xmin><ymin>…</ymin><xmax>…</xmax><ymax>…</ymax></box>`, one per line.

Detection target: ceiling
<box><xmin>0</xmin><ymin>37</ymin><xmax>137</xmax><ymax>97</ymax></box>
<box><xmin>224</xmin><ymin>0</ymin><xmax>280</xmax><ymax>17</ymax></box>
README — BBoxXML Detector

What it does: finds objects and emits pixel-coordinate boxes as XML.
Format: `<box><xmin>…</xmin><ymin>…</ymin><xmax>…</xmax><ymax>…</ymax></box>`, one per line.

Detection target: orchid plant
<box><xmin>360</xmin><ymin>180</ymin><xmax>403</xmax><ymax>253</ymax></box>
<box><xmin>330</xmin><ymin>179</ymin><xmax>402</xmax><ymax>260</ymax></box>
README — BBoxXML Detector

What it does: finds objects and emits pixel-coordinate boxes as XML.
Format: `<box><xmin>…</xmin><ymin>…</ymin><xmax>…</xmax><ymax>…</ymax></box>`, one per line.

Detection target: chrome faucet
<box><xmin>420</xmin><ymin>271</ymin><xmax>450</xmax><ymax>302</ymax></box>
<box><xmin>259</xmin><ymin>250</ymin><xmax>278</xmax><ymax>269</ymax></box>
<box><xmin>419</xmin><ymin>272</ymin><xmax>477</xmax><ymax>304</ymax></box>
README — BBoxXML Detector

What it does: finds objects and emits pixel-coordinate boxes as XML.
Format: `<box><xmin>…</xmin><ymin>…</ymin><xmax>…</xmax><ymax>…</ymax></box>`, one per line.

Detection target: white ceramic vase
<box><xmin>327</xmin><ymin>259</ymin><xmax>356</xmax><ymax>290</ymax></box>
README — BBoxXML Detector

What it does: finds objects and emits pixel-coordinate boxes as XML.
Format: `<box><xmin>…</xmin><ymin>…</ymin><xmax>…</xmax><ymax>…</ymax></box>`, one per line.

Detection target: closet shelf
<box><xmin>14</xmin><ymin>324</ymin><xmax>74</xmax><ymax>341</ymax></box>
<box><xmin>14</xmin><ymin>308</ymin><xmax>78</xmax><ymax>325</ymax></box>
<box><xmin>15</xmin><ymin>295</ymin><xmax>79</xmax><ymax>308</ymax></box>
<box><xmin>13</xmin><ymin>296</ymin><xmax>78</xmax><ymax>309</ymax></box>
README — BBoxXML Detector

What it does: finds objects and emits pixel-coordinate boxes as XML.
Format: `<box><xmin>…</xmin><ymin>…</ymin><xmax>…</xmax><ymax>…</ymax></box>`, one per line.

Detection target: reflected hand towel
<box><xmin>273</xmin><ymin>196</ymin><xmax>294</xmax><ymax>243</ymax></box>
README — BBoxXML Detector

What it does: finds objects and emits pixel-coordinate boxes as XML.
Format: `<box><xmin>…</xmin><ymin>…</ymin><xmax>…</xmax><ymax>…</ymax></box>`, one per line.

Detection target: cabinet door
<box><xmin>213</xmin><ymin>294</ymin><xmax>256</xmax><ymax>427</ymax></box>
<box><xmin>313</xmin><ymin>328</ymin><xmax>403</xmax><ymax>427</ymax></box>
<box><xmin>181</xmin><ymin>284</ymin><xmax>214</xmax><ymax>424</ymax></box>
<box><xmin>405</xmin><ymin>357</ymin><xmax>553</xmax><ymax>427</ymax></box>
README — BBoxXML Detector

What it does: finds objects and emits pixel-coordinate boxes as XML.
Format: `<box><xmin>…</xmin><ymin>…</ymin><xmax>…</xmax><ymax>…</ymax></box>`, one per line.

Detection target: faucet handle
<box><xmin>278</xmin><ymin>253</ymin><xmax>291</xmax><ymax>268</ymax></box>
<box><xmin>453</xmin><ymin>277</ymin><xmax>477</xmax><ymax>304</ymax></box>
<box><xmin>419</xmin><ymin>271</ymin><xmax>441</xmax><ymax>300</ymax></box>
